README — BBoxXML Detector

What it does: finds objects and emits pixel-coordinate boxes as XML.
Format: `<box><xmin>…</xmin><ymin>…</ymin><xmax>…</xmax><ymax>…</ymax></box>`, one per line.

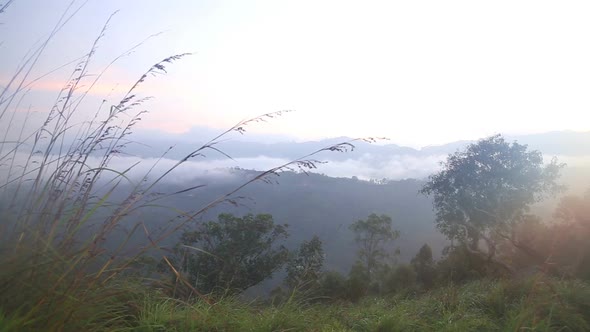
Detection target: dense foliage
<box><xmin>421</xmin><ymin>135</ymin><xmax>564</xmax><ymax>272</ymax></box>
<box><xmin>285</xmin><ymin>235</ymin><xmax>325</xmax><ymax>290</ymax></box>
<box><xmin>169</xmin><ymin>213</ymin><xmax>290</xmax><ymax>296</ymax></box>
<box><xmin>349</xmin><ymin>213</ymin><xmax>400</xmax><ymax>283</ymax></box>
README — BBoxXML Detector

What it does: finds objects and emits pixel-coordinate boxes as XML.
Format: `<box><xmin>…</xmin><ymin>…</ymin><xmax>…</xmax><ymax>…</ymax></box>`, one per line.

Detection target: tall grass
<box><xmin>0</xmin><ymin>4</ymin><xmax>378</xmax><ymax>331</ymax></box>
<box><xmin>0</xmin><ymin>5</ymin><xmax>190</xmax><ymax>329</ymax></box>
<box><xmin>129</xmin><ymin>276</ymin><xmax>590</xmax><ymax>331</ymax></box>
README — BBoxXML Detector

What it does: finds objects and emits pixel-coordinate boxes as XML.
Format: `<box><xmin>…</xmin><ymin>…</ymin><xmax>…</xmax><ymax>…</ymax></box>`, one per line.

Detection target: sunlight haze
<box><xmin>1</xmin><ymin>0</ymin><xmax>589</xmax><ymax>147</ymax></box>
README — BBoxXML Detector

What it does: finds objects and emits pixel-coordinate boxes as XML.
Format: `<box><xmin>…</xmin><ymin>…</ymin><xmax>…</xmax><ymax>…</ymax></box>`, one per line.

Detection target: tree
<box><xmin>436</xmin><ymin>243</ymin><xmax>492</xmax><ymax>284</ymax></box>
<box><xmin>349</xmin><ymin>213</ymin><xmax>400</xmax><ymax>283</ymax></box>
<box><xmin>317</xmin><ymin>271</ymin><xmax>347</xmax><ymax>301</ymax></box>
<box><xmin>346</xmin><ymin>261</ymin><xmax>370</xmax><ymax>302</ymax></box>
<box><xmin>551</xmin><ymin>191</ymin><xmax>590</xmax><ymax>279</ymax></box>
<box><xmin>411</xmin><ymin>244</ymin><xmax>436</xmax><ymax>289</ymax></box>
<box><xmin>384</xmin><ymin>264</ymin><xmax>417</xmax><ymax>294</ymax></box>
<box><xmin>285</xmin><ymin>235</ymin><xmax>325</xmax><ymax>290</ymax></box>
<box><xmin>496</xmin><ymin>203</ymin><xmax>590</xmax><ymax>280</ymax></box>
<box><xmin>421</xmin><ymin>135</ymin><xmax>564</xmax><ymax>273</ymax></box>
<box><xmin>173</xmin><ymin>213</ymin><xmax>289</xmax><ymax>296</ymax></box>
<box><xmin>554</xmin><ymin>189</ymin><xmax>590</xmax><ymax>226</ymax></box>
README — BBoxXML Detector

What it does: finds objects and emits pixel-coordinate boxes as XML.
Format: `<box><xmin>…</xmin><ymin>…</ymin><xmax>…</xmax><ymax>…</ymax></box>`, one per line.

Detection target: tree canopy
<box><xmin>349</xmin><ymin>213</ymin><xmax>399</xmax><ymax>282</ymax></box>
<box><xmin>411</xmin><ymin>244</ymin><xmax>436</xmax><ymax>288</ymax></box>
<box><xmin>173</xmin><ymin>213</ymin><xmax>290</xmax><ymax>296</ymax></box>
<box><xmin>285</xmin><ymin>235</ymin><xmax>325</xmax><ymax>290</ymax></box>
<box><xmin>421</xmin><ymin>135</ymin><xmax>564</xmax><ymax>268</ymax></box>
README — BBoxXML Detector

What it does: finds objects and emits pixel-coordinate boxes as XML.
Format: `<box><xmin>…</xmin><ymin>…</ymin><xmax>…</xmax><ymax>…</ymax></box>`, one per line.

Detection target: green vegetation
<box><xmin>284</xmin><ymin>235</ymin><xmax>325</xmax><ymax>291</ymax></box>
<box><xmin>4</xmin><ymin>275</ymin><xmax>583</xmax><ymax>332</ymax></box>
<box><xmin>2</xmin><ymin>4</ymin><xmax>590</xmax><ymax>332</ymax></box>
<box><xmin>421</xmin><ymin>134</ymin><xmax>565</xmax><ymax>274</ymax></box>
<box><xmin>167</xmin><ymin>213</ymin><xmax>290</xmax><ymax>298</ymax></box>
<box><xmin>350</xmin><ymin>214</ymin><xmax>400</xmax><ymax>285</ymax></box>
<box><xmin>411</xmin><ymin>244</ymin><xmax>436</xmax><ymax>289</ymax></box>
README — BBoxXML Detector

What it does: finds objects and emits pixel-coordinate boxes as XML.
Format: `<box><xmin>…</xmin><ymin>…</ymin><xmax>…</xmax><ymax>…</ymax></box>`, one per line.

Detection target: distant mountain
<box><xmin>129</xmin><ymin>129</ymin><xmax>590</xmax><ymax>160</ymax></box>
<box><xmin>101</xmin><ymin>166</ymin><xmax>586</xmax><ymax>294</ymax></box>
<box><xmin>506</xmin><ymin>131</ymin><xmax>590</xmax><ymax>156</ymax></box>
<box><xmin>120</xmin><ymin>130</ymin><xmax>590</xmax><ymax>181</ymax></box>
<box><xmin>104</xmin><ymin>171</ymin><xmax>445</xmax><ymax>277</ymax></box>
<box><xmin>125</xmin><ymin>131</ymin><xmax>419</xmax><ymax>161</ymax></box>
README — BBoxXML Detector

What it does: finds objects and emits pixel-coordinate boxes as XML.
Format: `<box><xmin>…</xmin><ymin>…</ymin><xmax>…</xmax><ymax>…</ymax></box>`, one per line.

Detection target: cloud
<box><xmin>100</xmin><ymin>152</ymin><xmax>447</xmax><ymax>184</ymax></box>
<box><xmin>94</xmin><ymin>152</ymin><xmax>590</xmax><ymax>187</ymax></box>
<box><xmin>3</xmin><ymin>148</ymin><xmax>589</xmax><ymax>193</ymax></box>
<box><xmin>0</xmin><ymin>150</ymin><xmax>441</xmax><ymax>188</ymax></box>
<box><xmin>305</xmin><ymin>153</ymin><xmax>446</xmax><ymax>180</ymax></box>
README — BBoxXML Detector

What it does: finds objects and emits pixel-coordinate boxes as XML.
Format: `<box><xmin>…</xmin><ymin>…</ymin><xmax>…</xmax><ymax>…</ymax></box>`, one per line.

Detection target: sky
<box><xmin>1</xmin><ymin>0</ymin><xmax>590</xmax><ymax>148</ymax></box>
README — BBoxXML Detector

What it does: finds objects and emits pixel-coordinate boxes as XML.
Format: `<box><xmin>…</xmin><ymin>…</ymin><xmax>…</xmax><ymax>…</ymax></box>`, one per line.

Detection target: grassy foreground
<box><xmin>3</xmin><ymin>275</ymin><xmax>584</xmax><ymax>332</ymax></box>
<box><xmin>132</xmin><ymin>277</ymin><xmax>590</xmax><ymax>332</ymax></box>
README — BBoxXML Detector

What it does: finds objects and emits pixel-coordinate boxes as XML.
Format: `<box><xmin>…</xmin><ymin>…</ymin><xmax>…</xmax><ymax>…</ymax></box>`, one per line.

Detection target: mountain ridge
<box><xmin>128</xmin><ymin>129</ymin><xmax>590</xmax><ymax>161</ymax></box>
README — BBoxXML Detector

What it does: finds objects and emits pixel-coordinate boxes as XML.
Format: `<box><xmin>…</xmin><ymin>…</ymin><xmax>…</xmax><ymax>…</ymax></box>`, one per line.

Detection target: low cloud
<box><xmin>3</xmin><ymin>150</ymin><xmax>589</xmax><ymax>190</ymax></box>
<box><xmin>306</xmin><ymin>153</ymin><xmax>446</xmax><ymax>180</ymax></box>
<box><xmin>103</xmin><ymin>152</ymin><xmax>446</xmax><ymax>183</ymax></box>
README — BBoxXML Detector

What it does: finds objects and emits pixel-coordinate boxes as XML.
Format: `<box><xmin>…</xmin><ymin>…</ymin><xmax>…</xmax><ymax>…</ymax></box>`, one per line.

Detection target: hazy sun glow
<box><xmin>2</xmin><ymin>0</ymin><xmax>589</xmax><ymax>147</ymax></box>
